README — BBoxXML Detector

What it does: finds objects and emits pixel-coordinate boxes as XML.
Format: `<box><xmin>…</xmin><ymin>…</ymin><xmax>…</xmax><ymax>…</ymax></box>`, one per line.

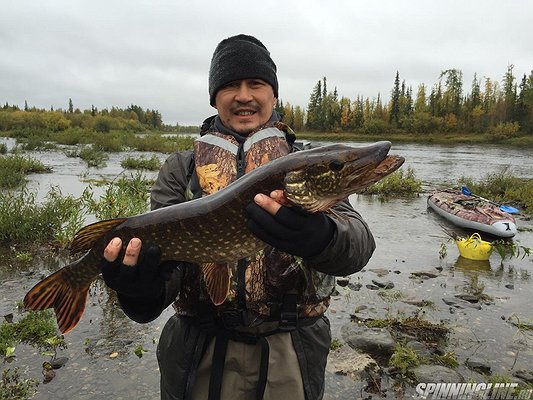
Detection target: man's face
<box><xmin>214</xmin><ymin>78</ymin><xmax>277</xmax><ymax>135</ymax></box>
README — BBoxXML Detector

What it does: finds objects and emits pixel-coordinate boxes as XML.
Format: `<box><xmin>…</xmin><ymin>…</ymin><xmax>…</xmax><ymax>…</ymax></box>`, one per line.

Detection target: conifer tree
<box><xmin>389</xmin><ymin>71</ymin><xmax>401</xmax><ymax>127</ymax></box>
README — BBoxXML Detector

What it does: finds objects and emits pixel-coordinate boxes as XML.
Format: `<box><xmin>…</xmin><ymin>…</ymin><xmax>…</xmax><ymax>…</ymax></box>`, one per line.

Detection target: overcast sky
<box><xmin>1</xmin><ymin>1</ymin><xmax>532</xmax><ymax>126</ymax></box>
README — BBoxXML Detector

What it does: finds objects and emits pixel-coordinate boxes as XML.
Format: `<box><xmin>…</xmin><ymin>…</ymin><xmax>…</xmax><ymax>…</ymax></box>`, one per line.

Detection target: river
<box><xmin>1</xmin><ymin>137</ymin><xmax>532</xmax><ymax>399</ymax></box>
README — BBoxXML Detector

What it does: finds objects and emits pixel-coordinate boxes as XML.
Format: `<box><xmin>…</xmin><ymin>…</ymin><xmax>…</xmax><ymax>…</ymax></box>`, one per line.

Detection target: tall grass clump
<box><xmin>121</xmin><ymin>154</ymin><xmax>161</xmax><ymax>170</ymax></box>
<box><xmin>65</xmin><ymin>145</ymin><xmax>109</xmax><ymax>168</ymax></box>
<box><xmin>132</xmin><ymin>134</ymin><xmax>194</xmax><ymax>153</ymax></box>
<box><xmin>83</xmin><ymin>172</ymin><xmax>152</xmax><ymax>220</ymax></box>
<box><xmin>459</xmin><ymin>166</ymin><xmax>533</xmax><ymax>213</ymax></box>
<box><xmin>0</xmin><ymin>154</ymin><xmax>52</xmax><ymax>188</ymax></box>
<box><xmin>0</xmin><ymin>186</ymin><xmax>86</xmax><ymax>247</ymax></box>
<box><xmin>360</xmin><ymin>167</ymin><xmax>422</xmax><ymax>197</ymax></box>
<box><xmin>0</xmin><ymin>143</ymin><xmax>7</xmax><ymax>154</ymax></box>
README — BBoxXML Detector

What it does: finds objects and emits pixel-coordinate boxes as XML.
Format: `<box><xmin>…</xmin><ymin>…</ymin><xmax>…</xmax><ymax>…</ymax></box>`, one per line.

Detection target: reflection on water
<box><xmin>454</xmin><ymin>256</ymin><xmax>492</xmax><ymax>273</ymax></box>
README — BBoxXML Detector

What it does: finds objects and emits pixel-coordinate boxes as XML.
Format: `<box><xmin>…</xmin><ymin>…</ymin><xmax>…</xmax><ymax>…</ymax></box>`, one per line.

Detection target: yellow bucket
<box><xmin>455</xmin><ymin>233</ymin><xmax>493</xmax><ymax>261</ymax></box>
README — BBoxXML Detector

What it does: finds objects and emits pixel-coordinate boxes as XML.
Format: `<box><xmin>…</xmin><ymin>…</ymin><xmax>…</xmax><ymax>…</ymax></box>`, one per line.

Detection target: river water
<box><xmin>1</xmin><ymin>137</ymin><xmax>532</xmax><ymax>399</ymax></box>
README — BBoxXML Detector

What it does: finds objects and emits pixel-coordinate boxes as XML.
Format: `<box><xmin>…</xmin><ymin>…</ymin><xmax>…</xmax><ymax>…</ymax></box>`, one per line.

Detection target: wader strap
<box><xmin>236</xmin><ymin>259</ymin><xmax>247</xmax><ymax>309</ymax></box>
<box><xmin>255</xmin><ymin>337</ymin><xmax>270</xmax><ymax>400</ymax></box>
<box><xmin>184</xmin><ymin>331</ymin><xmax>209</xmax><ymax>400</ymax></box>
<box><xmin>208</xmin><ymin>335</ymin><xmax>229</xmax><ymax>400</ymax></box>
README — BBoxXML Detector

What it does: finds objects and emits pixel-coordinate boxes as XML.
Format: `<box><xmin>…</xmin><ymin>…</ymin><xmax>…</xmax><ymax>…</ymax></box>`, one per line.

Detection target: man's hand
<box><xmin>101</xmin><ymin>237</ymin><xmax>176</xmax><ymax>299</ymax></box>
<box><xmin>245</xmin><ymin>190</ymin><xmax>335</xmax><ymax>258</ymax></box>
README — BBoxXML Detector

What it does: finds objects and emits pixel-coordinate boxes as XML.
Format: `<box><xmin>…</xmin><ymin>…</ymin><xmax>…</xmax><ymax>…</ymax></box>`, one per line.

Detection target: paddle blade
<box><xmin>500</xmin><ymin>205</ymin><xmax>519</xmax><ymax>214</ymax></box>
<box><xmin>461</xmin><ymin>185</ymin><xmax>472</xmax><ymax>196</ymax></box>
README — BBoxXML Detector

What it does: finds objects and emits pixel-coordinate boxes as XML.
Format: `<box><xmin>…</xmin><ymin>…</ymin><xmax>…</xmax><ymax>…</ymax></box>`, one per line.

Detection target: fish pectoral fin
<box><xmin>70</xmin><ymin>218</ymin><xmax>127</xmax><ymax>255</ymax></box>
<box><xmin>201</xmin><ymin>263</ymin><xmax>232</xmax><ymax>306</ymax></box>
<box><xmin>23</xmin><ymin>263</ymin><xmax>91</xmax><ymax>334</ymax></box>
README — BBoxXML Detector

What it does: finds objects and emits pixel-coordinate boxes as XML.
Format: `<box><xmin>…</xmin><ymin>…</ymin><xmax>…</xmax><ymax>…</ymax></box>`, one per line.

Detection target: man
<box><xmin>101</xmin><ymin>34</ymin><xmax>375</xmax><ymax>400</ymax></box>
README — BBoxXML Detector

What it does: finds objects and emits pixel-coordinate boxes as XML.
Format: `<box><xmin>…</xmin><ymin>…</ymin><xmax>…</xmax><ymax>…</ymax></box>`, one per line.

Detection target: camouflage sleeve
<box><xmin>150</xmin><ymin>150</ymin><xmax>195</xmax><ymax>210</ymax></box>
<box><xmin>304</xmin><ymin>198</ymin><xmax>375</xmax><ymax>276</ymax></box>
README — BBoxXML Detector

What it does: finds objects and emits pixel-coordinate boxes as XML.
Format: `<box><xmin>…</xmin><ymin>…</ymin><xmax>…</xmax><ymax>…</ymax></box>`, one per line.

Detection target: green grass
<box><xmin>121</xmin><ymin>154</ymin><xmax>161</xmax><ymax>170</ymax></box>
<box><xmin>0</xmin><ymin>172</ymin><xmax>153</xmax><ymax>249</ymax></box>
<box><xmin>459</xmin><ymin>167</ymin><xmax>533</xmax><ymax>213</ymax></box>
<box><xmin>0</xmin><ymin>310</ymin><xmax>63</xmax><ymax>356</ymax></box>
<box><xmin>0</xmin><ymin>143</ymin><xmax>7</xmax><ymax>154</ymax></box>
<box><xmin>0</xmin><ymin>154</ymin><xmax>52</xmax><ymax>188</ymax></box>
<box><xmin>389</xmin><ymin>342</ymin><xmax>420</xmax><ymax>374</ymax></box>
<box><xmin>83</xmin><ymin>172</ymin><xmax>152</xmax><ymax>220</ymax></box>
<box><xmin>0</xmin><ymin>186</ymin><xmax>86</xmax><ymax>247</ymax></box>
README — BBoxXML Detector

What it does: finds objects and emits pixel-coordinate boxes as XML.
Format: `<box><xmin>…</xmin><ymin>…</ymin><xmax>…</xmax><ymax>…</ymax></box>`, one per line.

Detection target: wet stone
<box><xmin>513</xmin><ymin>370</ymin><xmax>533</xmax><ymax>384</ymax></box>
<box><xmin>454</xmin><ymin>294</ymin><xmax>480</xmax><ymax>303</ymax></box>
<box><xmin>442</xmin><ymin>297</ymin><xmax>482</xmax><ymax>310</ymax></box>
<box><xmin>50</xmin><ymin>357</ymin><xmax>69</xmax><ymax>369</ymax></box>
<box><xmin>410</xmin><ymin>270</ymin><xmax>440</xmax><ymax>279</ymax></box>
<box><xmin>327</xmin><ymin>345</ymin><xmax>378</xmax><ymax>380</ymax></box>
<box><xmin>371</xmin><ymin>279</ymin><xmax>395</xmax><ymax>289</ymax></box>
<box><xmin>366</xmin><ymin>284</ymin><xmax>380</xmax><ymax>290</ymax></box>
<box><xmin>406</xmin><ymin>340</ymin><xmax>433</xmax><ymax>358</ymax></box>
<box><xmin>505</xmin><ymin>284</ymin><xmax>515</xmax><ymax>290</ymax></box>
<box><xmin>465</xmin><ymin>357</ymin><xmax>491</xmax><ymax>374</ymax></box>
<box><xmin>411</xmin><ymin>365</ymin><xmax>464</xmax><ymax>383</ymax></box>
<box><xmin>348</xmin><ymin>282</ymin><xmax>362</xmax><ymax>291</ymax></box>
<box><xmin>341</xmin><ymin>323</ymin><xmax>396</xmax><ymax>362</ymax></box>
<box><xmin>336</xmin><ymin>277</ymin><xmax>350</xmax><ymax>287</ymax></box>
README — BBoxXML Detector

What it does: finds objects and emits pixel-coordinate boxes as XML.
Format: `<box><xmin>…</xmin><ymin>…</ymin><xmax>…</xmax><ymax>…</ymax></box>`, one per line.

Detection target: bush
<box><xmin>0</xmin><ymin>154</ymin><xmax>52</xmax><ymax>188</ymax></box>
<box><xmin>78</xmin><ymin>145</ymin><xmax>109</xmax><ymax>168</ymax></box>
<box><xmin>0</xmin><ymin>186</ymin><xmax>86</xmax><ymax>246</ymax></box>
<box><xmin>459</xmin><ymin>167</ymin><xmax>532</xmax><ymax>213</ymax></box>
<box><xmin>83</xmin><ymin>172</ymin><xmax>152</xmax><ymax>220</ymax></box>
<box><xmin>363</xmin><ymin>118</ymin><xmax>389</xmax><ymax>134</ymax></box>
<box><xmin>0</xmin><ymin>143</ymin><xmax>6</xmax><ymax>154</ymax></box>
<box><xmin>487</xmin><ymin>122</ymin><xmax>521</xmax><ymax>142</ymax></box>
<box><xmin>121</xmin><ymin>154</ymin><xmax>161</xmax><ymax>170</ymax></box>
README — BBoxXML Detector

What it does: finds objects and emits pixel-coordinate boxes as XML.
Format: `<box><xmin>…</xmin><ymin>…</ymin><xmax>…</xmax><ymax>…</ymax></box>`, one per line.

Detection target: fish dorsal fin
<box><xmin>70</xmin><ymin>218</ymin><xmax>127</xmax><ymax>254</ymax></box>
<box><xmin>201</xmin><ymin>263</ymin><xmax>232</xmax><ymax>306</ymax></box>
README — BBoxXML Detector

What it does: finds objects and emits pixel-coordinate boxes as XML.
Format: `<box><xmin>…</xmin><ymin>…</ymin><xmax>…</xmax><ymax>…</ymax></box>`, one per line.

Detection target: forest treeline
<box><xmin>0</xmin><ymin>101</ymin><xmax>195</xmax><ymax>133</ymax></box>
<box><xmin>278</xmin><ymin>65</ymin><xmax>533</xmax><ymax>137</ymax></box>
<box><xmin>2</xmin><ymin>65</ymin><xmax>533</xmax><ymax>138</ymax></box>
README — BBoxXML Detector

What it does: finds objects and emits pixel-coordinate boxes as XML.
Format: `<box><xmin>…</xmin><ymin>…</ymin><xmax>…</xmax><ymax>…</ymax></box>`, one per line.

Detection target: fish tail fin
<box><xmin>70</xmin><ymin>218</ymin><xmax>127</xmax><ymax>255</ymax></box>
<box><xmin>23</xmin><ymin>255</ymin><xmax>98</xmax><ymax>334</ymax></box>
<box><xmin>201</xmin><ymin>263</ymin><xmax>232</xmax><ymax>306</ymax></box>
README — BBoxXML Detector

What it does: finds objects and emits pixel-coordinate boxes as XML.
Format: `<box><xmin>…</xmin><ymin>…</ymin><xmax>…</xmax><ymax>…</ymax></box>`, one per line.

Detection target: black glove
<box><xmin>101</xmin><ymin>244</ymin><xmax>177</xmax><ymax>300</ymax></box>
<box><xmin>245</xmin><ymin>203</ymin><xmax>335</xmax><ymax>258</ymax></box>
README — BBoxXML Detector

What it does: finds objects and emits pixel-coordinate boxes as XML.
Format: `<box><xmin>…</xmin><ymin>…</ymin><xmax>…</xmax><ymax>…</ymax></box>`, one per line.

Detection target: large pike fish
<box><xmin>24</xmin><ymin>141</ymin><xmax>404</xmax><ymax>333</ymax></box>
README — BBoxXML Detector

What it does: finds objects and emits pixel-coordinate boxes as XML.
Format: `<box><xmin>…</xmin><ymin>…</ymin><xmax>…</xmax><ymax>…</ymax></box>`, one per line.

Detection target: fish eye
<box><xmin>329</xmin><ymin>160</ymin><xmax>344</xmax><ymax>171</ymax></box>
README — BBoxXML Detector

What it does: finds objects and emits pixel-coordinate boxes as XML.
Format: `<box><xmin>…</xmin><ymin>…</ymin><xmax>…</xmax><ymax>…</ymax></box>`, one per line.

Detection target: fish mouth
<box><xmin>344</xmin><ymin>154</ymin><xmax>405</xmax><ymax>192</ymax></box>
<box><xmin>333</xmin><ymin>141</ymin><xmax>404</xmax><ymax>192</ymax></box>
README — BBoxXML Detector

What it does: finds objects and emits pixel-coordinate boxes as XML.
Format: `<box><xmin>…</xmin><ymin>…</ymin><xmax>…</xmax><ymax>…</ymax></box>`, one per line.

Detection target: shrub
<box><xmin>78</xmin><ymin>145</ymin><xmax>109</xmax><ymax>168</ymax></box>
<box><xmin>0</xmin><ymin>186</ymin><xmax>86</xmax><ymax>246</ymax></box>
<box><xmin>83</xmin><ymin>172</ymin><xmax>152</xmax><ymax>220</ymax></box>
<box><xmin>121</xmin><ymin>154</ymin><xmax>161</xmax><ymax>170</ymax></box>
<box><xmin>0</xmin><ymin>154</ymin><xmax>52</xmax><ymax>188</ymax></box>
<box><xmin>0</xmin><ymin>143</ymin><xmax>6</xmax><ymax>154</ymax></box>
<box><xmin>459</xmin><ymin>167</ymin><xmax>532</xmax><ymax>212</ymax></box>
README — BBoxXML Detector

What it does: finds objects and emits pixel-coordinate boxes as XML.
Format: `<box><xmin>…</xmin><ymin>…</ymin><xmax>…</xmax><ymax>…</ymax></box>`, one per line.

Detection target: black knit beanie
<box><xmin>209</xmin><ymin>34</ymin><xmax>278</xmax><ymax>106</ymax></box>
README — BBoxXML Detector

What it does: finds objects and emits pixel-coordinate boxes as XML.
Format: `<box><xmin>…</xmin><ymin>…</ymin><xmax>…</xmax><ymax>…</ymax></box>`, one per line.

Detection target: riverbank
<box><xmin>296</xmin><ymin>131</ymin><xmax>533</xmax><ymax>147</ymax></box>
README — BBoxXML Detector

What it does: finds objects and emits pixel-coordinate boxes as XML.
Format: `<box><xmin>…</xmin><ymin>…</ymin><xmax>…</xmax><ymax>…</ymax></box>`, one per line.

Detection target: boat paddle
<box><xmin>460</xmin><ymin>186</ymin><xmax>519</xmax><ymax>214</ymax></box>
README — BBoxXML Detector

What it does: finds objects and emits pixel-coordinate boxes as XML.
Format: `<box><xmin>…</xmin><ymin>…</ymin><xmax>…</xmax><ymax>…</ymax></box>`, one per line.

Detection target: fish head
<box><xmin>283</xmin><ymin>141</ymin><xmax>405</xmax><ymax>212</ymax></box>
